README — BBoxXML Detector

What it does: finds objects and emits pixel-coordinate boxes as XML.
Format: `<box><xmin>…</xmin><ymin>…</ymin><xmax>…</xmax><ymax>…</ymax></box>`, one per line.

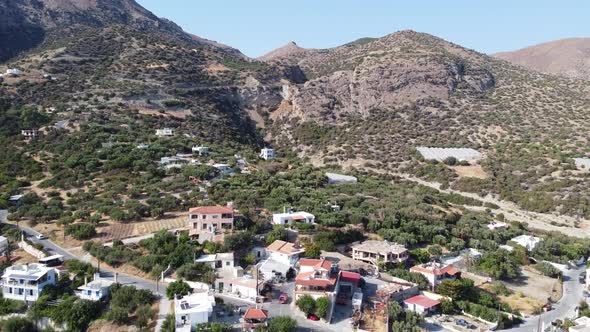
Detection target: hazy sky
<box><xmin>137</xmin><ymin>0</ymin><xmax>589</xmax><ymax>58</ymax></box>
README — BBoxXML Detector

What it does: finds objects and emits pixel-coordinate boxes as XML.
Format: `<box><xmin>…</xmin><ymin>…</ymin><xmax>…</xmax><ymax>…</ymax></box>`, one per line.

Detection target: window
<box><xmin>226</xmin><ymin>261</ymin><xmax>230</xmax><ymax>266</ymax></box>
<box><xmin>202</xmin><ymin>224</ymin><xmax>208</xmax><ymax>230</ymax></box>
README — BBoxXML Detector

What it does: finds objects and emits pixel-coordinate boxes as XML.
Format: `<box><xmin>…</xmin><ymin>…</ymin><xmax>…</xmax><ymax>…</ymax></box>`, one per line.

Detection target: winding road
<box><xmin>0</xmin><ymin>210</ymin><xmax>165</xmax><ymax>295</ymax></box>
<box><xmin>510</xmin><ymin>265</ymin><xmax>585</xmax><ymax>332</ymax></box>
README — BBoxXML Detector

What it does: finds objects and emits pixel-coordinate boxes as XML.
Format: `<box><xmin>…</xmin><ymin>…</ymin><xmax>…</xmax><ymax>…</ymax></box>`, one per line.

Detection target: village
<box><xmin>2</xmin><ymin>119</ymin><xmax>590</xmax><ymax>332</ymax></box>
<box><xmin>0</xmin><ymin>143</ymin><xmax>588</xmax><ymax>332</ymax></box>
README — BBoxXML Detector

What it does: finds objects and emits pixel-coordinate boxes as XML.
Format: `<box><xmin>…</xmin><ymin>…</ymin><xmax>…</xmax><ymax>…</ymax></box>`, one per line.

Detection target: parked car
<box><xmin>35</xmin><ymin>234</ymin><xmax>47</xmax><ymax>240</ymax></box>
<box><xmin>543</xmin><ymin>305</ymin><xmax>553</xmax><ymax>312</ymax></box>
<box><xmin>579</xmin><ymin>272</ymin><xmax>586</xmax><ymax>283</ymax></box>
<box><xmin>583</xmin><ymin>290</ymin><xmax>589</xmax><ymax>297</ymax></box>
<box><xmin>307</xmin><ymin>314</ymin><xmax>319</xmax><ymax>321</ymax></box>
<box><xmin>278</xmin><ymin>293</ymin><xmax>288</xmax><ymax>304</ymax></box>
<box><xmin>455</xmin><ymin>319</ymin><xmax>475</xmax><ymax>329</ymax></box>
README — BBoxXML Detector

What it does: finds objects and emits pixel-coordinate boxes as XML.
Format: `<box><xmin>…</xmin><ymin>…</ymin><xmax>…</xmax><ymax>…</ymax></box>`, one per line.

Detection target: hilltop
<box><xmin>260</xmin><ymin>30</ymin><xmax>590</xmax><ymax>221</ymax></box>
<box><xmin>494</xmin><ymin>38</ymin><xmax>590</xmax><ymax>80</ymax></box>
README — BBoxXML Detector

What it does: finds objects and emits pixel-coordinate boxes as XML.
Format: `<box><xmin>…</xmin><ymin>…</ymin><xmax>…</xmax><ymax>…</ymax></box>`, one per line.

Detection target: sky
<box><xmin>137</xmin><ymin>0</ymin><xmax>590</xmax><ymax>58</ymax></box>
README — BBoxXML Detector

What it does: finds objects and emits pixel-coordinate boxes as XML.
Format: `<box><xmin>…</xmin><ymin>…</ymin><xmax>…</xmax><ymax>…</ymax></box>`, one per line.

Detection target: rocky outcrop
<box><xmin>263</xmin><ymin>31</ymin><xmax>496</xmax><ymax>123</ymax></box>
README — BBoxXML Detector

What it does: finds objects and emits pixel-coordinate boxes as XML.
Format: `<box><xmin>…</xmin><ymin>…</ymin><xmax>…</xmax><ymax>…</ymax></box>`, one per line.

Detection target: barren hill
<box><xmin>494</xmin><ymin>38</ymin><xmax>590</xmax><ymax>80</ymax></box>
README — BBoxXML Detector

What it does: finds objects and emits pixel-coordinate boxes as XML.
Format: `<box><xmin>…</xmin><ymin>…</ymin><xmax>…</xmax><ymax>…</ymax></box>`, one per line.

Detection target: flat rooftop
<box><xmin>352</xmin><ymin>240</ymin><xmax>408</xmax><ymax>254</ymax></box>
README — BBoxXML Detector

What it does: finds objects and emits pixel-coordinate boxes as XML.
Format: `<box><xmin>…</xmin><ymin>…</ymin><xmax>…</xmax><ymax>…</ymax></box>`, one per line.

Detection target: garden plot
<box><xmin>417</xmin><ymin>147</ymin><xmax>482</xmax><ymax>162</ymax></box>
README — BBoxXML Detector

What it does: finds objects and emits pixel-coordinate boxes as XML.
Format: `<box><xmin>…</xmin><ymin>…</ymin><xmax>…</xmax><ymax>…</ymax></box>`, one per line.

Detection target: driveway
<box><xmin>510</xmin><ymin>265</ymin><xmax>586</xmax><ymax>331</ymax></box>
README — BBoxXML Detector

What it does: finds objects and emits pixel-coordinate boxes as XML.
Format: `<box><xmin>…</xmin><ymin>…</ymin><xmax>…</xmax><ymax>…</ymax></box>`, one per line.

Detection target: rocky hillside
<box><xmin>0</xmin><ymin>0</ymin><xmax>243</xmax><ymax>62</ymax></box>
<box><xmin>494</xmin><ymin>38</ymin><xmax>590</xmax><ymax>80</ymax></box>
<box><xmin>261</xmin><ymin>31</ymin><xmax>590</xmax><ymax>220</ymax></box>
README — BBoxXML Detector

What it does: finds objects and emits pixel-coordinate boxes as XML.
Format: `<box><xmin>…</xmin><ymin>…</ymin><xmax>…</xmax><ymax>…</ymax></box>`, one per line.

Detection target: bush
<box><xmin>176</xmin><ymin>263</ymin><xmax>215</xmax><ymax>284</ymax></box>
<box><xmin>166</xmin><ymin>280</ymin><xmax>191</xmax><ymax>300</ymax></box>
<box><xmin>0</xmin><ymin>295</ymin><xmax>26</xmax><ymax>314</ymax></box>
<box><xmin>267</xmin><ymin>316</ymin><xmax>298</xmax><ymax>332</ymax></box>
<box><xmin>315</xmin><ymin>296</ymin><xmax>330</xmax><ymax>318</ymax></box>
<box><xmin>0</xmin><ymin>316</ymin><xmax>38</xmax><ymax>332</ymax></box>
<box><xmin>296</xmin><ymin>294</ymin><xmax>315</xmax><ymax>315</ymax></box>
<box><xmin>65</xmin><ymin>223</ymin><xmax>96</xmax><ymax>240</ymax></box>
<box><xmin>535</xmin><ymin>262</ymin><xmax>562</xmax><ymax>278</ymax></box>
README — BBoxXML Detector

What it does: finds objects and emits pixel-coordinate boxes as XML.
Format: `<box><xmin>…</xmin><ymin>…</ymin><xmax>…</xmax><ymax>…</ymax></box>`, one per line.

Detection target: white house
<box><xmin>192</xmin><ymin>146</ymin><xmax>209</xmax><ymax>156</ymax></box>
<box><xmin>6</xmin><ymin>68</ymin><xmax>22</xmax><ymax>77</ymax></box>
<box><xmin>195</xmin><ymin>253</ymin><xmax>234</xmax><ymax>270</ymax></box>
<box><xmin>1</xmin><ymin>263</ymin><xmax>57</xmax><ymax>302</ymax></box>
<box><xmin>21</xmin><ymin>130</ymin><xmax>40</xmax><ymax>139</ymax></box>
<box><xmin>216</xmin><ymin>271</ymin><xmax>263</xmax><ymax>301</ymax></box>
<box><xmin>511</xmin><ymin>235</ymin><xmax>543</xmax><ymax>251</ymax></box>
<box><xmin>272</xmin><ymin>211</ymin><xmax>315</xmax><ymax>225</ymax></box>
<box><xmin>487</xmin><ymin>222</ymin><xmax>509</xmax><ymax>231</ymax></box>
<box><xmin>75</xmin><ymin>273</ymin><xmax>114</xmax><ymax>301</ymax></box>
<box><xmin>175</xmin><ymin>291</ymin><xmax>215</xmax><ymax>331</ymax></box>
<box><xmin>259</xmin><ymin>240</ymin><xmax>304</xmax><ymax>280</ymax></box>
<box><xmin>156</xmin><ymin>128</ymin><xmax>174</xmax><ymax>137</ymax></box>
<box><xmin>403</xmin><ymin>295</ymin><xmax>440</xmax><ymax>315</ymax></box>
<box><xmin>259</xmin><ymin>148</ymin><xmax>276</xmax><ymax>161</ymax></box>
<box><xmin>0</xmin><ymin>236</ymin><xmax>8</xmax><ymax>254</ymax></box>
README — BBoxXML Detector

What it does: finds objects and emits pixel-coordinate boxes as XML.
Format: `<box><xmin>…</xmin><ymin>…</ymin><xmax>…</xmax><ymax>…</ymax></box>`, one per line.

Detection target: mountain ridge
<box><xmin>493</xmin><ymin>37</ymin><xmax>590</xmax><ymax>80</ymax></box>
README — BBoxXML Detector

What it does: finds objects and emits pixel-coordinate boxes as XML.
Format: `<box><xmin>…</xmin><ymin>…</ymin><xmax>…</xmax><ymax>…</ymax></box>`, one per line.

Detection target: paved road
<box><xmin>510</xmin><ymin>265</ymin><xmax>585</xmax><ymax>332</ymax></box>
<box><xmin>0</xmin><ymin>210</ymin><xmax>166</xmax><ymax>297</ymax></box>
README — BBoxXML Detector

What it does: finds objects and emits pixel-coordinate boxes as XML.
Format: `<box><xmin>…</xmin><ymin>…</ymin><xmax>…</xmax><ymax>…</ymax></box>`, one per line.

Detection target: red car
<box><xmin>307</xmin><ymin>314</ymin><xmax>319</xmax><ymax>321</ymax></box>
<box><xmin>278</xmin><ymin>293</ymin><xmax>288</xmax><ymax>304</ymax></box>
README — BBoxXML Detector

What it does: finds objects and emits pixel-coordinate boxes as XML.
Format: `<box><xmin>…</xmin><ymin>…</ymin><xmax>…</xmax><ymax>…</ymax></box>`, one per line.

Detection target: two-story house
<box><xmin>188</xmin><ymin>205</ymin><xmax>234</xmax><ymax>242</ymax></box>
<box><xmin>351</xmin><ymin>240</ymin><xmax>409</xmax><ymax>264</ymax></box>
<box><xmin>175</xmin><ymin>291</ymin><xmax>216</xmax><ymax>331</ymax></box>
<box><xmin>294</xmin><ymin>258</ymin><xmax>338</xmax><ymax>300</ymax></box>
<box><xmin>195</xmin><ymin>253</ymin><xmax>235</xmax><ymax>271</ymax></box>
<box><xmin>259</xmin><ymin>240</ymin><xmax>305</xmax><ymax>281</ymax></box>
<box><xmin>410</xmin><ymin>262</ymin><xmax>461</xmax><ymax>289</ymax></box>
<box><xmin>1</xmin><ymin>263</ymin><xmax>57</xmax><ymax>302</ymax></box>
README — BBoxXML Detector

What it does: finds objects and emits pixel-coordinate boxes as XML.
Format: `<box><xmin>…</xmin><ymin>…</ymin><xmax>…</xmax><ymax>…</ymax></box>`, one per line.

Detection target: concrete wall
<box><xmin>18</xmin><ymin>241</ymin><xmax>45</xmax><ymax>259</ymax></box>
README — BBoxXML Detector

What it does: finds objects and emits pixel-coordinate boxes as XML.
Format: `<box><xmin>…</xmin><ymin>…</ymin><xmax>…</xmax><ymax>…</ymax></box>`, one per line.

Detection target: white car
<box><xmin>35</xmin><ymin>234</ymin><xmax>47</xmax><ymax>240</ymax></box>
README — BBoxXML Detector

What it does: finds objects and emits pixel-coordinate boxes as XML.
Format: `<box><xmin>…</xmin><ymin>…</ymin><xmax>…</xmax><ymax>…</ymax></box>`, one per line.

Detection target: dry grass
<box><xmin>452</xmin><ymin>165</ymin><xmax>489</xmax><ymax>179</ymax></box>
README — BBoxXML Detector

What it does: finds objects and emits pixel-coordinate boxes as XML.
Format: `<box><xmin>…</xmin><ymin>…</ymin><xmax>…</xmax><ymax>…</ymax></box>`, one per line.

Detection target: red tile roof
<box><xmin>266</xmin><ymin>240</ymin><xmax>304</xmax><ymax>255</ymax></box>
<box><xmin>299</xmin><ymin>258</ymin><xmax>333</xmax><ymax>270</ymax></box>
<box><xmin>188</xmin><ymin>205</ymin><xmax>234</xmax><ymax>214</ymax></box>
<box><xmin>243</xmin><ymin>308</ymin><xmax>268</xmax><ymax>320</ymax></box>
<box><xmin>404</xmin><ymin>295</ymin><xmax>440</xmax><ymax>309</ymax></box>
<box><xmin>410</xmin><ymin>264</ymin><xmax>460</xmax><ymax>276</ymax></box>
<box><xmin>295</xmin><ymin>278</ymin><xmax>337</xmax><ymax>288</ymax></box>
<box><xmin>340</xmin><ymin>271</ymin><xmax>361</xmax><ymax>285</ymax></box>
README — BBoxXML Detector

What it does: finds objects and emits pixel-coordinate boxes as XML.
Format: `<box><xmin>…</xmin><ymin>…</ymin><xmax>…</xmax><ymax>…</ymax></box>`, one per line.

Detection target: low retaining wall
<box><xmin>18</xmin><ymin>241</ymin><xmax>45</xmax><ymax>259</ymax></box>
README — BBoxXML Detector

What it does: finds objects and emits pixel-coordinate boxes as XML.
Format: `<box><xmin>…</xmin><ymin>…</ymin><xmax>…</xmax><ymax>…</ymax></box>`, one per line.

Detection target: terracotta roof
<box><xmin>404</xmin><ymin>295</ymin><xmax>440</xmax><ymax>309</ymax></box>
<box><xmin>410</xmin><ymin>263</ymin><xmax>461</xmax><ymax>276</ymax></box>
<box><xmin>243</xmin><ymin>308</ymin><xmax>268</xmax><ymax>320</ymax></box>
<box><xmin>340</xmin><ymin>271</ymin><xmax>361</xmax><ymax>285</ymax></box>
<box><xmin>299</xmin><ymin>258</ymin><xmax>333</xmax><ymax>270</ymax></box>
<box><xmin>295</xmin><ymin>270</ymin><xmax>337</xmax><ymax>288</ymax></box>
<box><xmin>266</xmin><ymin>240</ymin><xmax>304</xmax><ymax>255</ymax></box>
<box><xmin>189</xmin><ymin>205</ymin><xmax>234</xmax><ymax>214</ymax></box>
<box><xmin>295</xmin><ymin>278</ymin><xmax>337</xmax><ymax>288</ymax></box>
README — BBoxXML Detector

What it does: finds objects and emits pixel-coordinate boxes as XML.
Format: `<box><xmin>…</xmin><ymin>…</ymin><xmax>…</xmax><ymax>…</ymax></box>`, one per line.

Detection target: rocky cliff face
<box><xmin>261</xmin><ymin>30</ymin><xmax>496</xmax><ymax>123</ymax></box>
